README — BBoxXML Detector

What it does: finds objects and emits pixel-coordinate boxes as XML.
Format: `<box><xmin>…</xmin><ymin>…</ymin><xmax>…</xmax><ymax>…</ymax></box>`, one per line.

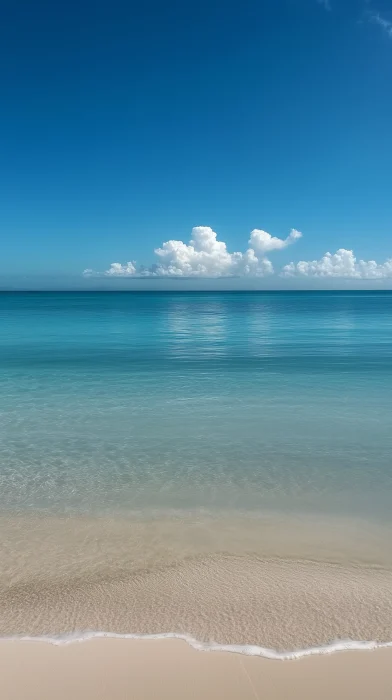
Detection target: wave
<box><xmin>2</xmin><ymin>631</ymin><xmax>392</xmax><ymax>661</ymax></box>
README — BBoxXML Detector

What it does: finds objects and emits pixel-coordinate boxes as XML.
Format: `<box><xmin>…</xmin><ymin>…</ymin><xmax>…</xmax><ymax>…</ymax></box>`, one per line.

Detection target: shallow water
<box><xmin>1</xmin><ymin>291</ymin><xmax>392</xmax><ymax>651</ymax></box>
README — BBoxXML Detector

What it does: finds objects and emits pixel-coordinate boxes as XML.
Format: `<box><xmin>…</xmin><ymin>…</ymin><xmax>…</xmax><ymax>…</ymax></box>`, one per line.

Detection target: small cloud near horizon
<box><xmin>282</xmin><ymin>248</ymin><xmax>392</xmax><ymax>279</ymax></box>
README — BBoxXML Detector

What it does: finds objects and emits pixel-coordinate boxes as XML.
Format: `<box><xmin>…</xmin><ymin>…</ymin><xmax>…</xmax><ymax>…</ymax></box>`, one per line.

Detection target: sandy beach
<box><xmin>2</xmin><ymin>298</ymin><xmax>392</xmax><ymax>698</ymax></box>
<box><xmin>1</xmin><ymin>638</ymin><xmax>392</xmax><ymax>699</ymax></box>
<box><xmin>2</xmin><ymin>514</ymin><xmax>392</xmax><ymax>652</ymax></box>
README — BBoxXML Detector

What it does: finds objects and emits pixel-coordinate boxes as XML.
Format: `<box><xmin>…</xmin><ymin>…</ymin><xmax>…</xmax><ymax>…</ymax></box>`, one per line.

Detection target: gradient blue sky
<box><xmin>1</xmin><ymin>0</ymin><xmax>392</xmax><ymax>287</ymax></box>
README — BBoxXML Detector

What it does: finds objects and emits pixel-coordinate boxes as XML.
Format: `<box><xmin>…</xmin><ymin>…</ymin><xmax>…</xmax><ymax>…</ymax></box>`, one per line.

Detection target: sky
<box><xmin>1</xmin><ymin>0</ymin><xmax>392</xmax><ymax>289</ymax></box>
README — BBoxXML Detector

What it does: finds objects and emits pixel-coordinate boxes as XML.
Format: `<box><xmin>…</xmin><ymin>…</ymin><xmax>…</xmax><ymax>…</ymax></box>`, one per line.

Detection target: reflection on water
<box><xmin>167</xmin><ymin>301</ymin><xmax>228</xmax><ymax>359</ymax></box>
<box><xmin>246</xmin><ymin>302</ymin><xmax>273</xmax><ymax>357</ymax></box>
<box><xmin>0</xmin><ymin>291</ymin><xmax>392</xmax><ymax>521</ymax></box>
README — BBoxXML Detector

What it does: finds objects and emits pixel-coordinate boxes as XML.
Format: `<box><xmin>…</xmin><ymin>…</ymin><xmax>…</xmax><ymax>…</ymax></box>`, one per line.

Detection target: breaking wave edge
<box><xmin>2</xmin><ymin>632</ymin><xmax>392</xmax><ymax>660</ymax></box>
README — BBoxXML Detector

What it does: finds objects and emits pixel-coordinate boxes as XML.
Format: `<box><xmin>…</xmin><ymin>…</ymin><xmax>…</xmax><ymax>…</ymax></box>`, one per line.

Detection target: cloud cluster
<box><xmin>84</xmin><ymin>231</ymin><xmax>392</xmax><ymax>281</ymax></box>
<box><xmin>85</xmin><ymin>226</ymin><xmax>302</xmax><ymax>278</ymax></box>
<box><xmin>282</xmin><ymin>249</ymin><xmax>392</xmax><ymax>279</ymax></box>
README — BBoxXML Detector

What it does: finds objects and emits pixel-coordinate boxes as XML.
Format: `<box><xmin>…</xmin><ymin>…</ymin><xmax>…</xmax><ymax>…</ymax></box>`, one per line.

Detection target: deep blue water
<box><xmin>1</xmin><ymin>291</ymin><xmax>392</xmax><ymax>519</ymax></box>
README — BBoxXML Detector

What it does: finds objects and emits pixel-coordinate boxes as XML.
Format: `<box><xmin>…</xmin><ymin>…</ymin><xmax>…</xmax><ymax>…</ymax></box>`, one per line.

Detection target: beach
<box><xmin>3</xmin><ymin>0</ymin><xmax>392</xmax><ymax>687</ymax></box>
<box><xmin>1</xmin><ymin>512</ymin><xmax>392</xmax><ymax>651</ymax></box>
<box><xmin>2</xmin><ymin>638</ymin><xmax>392</xmax><ymax>700</ymax></box>
<box><xmin>1</xmin><ymin>292</ymin><xmax>392</xmax><ymax>695</ymax></box>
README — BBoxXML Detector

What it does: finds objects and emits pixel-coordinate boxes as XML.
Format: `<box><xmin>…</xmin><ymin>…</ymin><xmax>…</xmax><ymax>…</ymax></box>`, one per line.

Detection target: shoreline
<box><xmin>2</xmin><ymin>630</ymin><xmax>392</xmax><ymax>661</ymax></box>
<box><xmin>2</xmin><ymin>513</ymin><xmax>392</xmax><ymax>659</ymax></box>
<box><xmin>2</xmin><ymin>637</ymin><xmax>392</xmax><ymax>700</ymax></box>
<box><xmin>2</xmin><ymin>552</ymin><xmax>392</xmax><ymax>651</ymax></box>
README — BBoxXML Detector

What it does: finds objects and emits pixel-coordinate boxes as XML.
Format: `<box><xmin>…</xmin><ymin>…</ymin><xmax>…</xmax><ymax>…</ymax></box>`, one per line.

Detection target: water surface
<box><xmin>1</xmin><ymin>291</ymin><xmax>392</xmax><ymax>650</ymax></box>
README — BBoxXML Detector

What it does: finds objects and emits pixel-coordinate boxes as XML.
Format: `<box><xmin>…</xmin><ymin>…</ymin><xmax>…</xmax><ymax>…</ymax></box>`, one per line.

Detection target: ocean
<box><xmin>1</xmin><ymin>290</ymin><xmax>392</xmax><ymax>655</ymax></box>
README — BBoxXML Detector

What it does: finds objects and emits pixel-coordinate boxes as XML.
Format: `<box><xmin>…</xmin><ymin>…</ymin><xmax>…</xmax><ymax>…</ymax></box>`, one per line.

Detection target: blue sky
<box><xmin>1</xmin><ymin>0</ymin><xmax>392</xmax><ymax>288</ymax></box>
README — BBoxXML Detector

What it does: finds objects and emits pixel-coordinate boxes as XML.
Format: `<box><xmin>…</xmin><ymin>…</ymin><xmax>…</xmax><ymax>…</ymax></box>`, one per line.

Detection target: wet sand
<box><xmin>2</xmin><ymin>513</ymin><xmax>392</xmax><ymax>651</ymax></box>
<box><xmin>2</xmin><ymin>638</ymin><xmax>392</xmax><ymax>700</ymax></box>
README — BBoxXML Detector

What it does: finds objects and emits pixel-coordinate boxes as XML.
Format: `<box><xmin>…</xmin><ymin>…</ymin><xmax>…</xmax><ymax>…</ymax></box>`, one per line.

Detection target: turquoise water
<box><xmin>1</xmin><ymin>290</ymin><xmax>392</xmax><ymax>521</ymax></box>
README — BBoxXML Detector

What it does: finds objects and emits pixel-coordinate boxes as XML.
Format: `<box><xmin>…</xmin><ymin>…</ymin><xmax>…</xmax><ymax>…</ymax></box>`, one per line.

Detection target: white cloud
<box><xmin>85</xmin><ymin>226</ymin><xmax>301</xmax><ymax>278</ymax></box>
<box><xmin>371</xmin><ymin>13</ymin><xmax>392</xmax><ymax>39</ymax></box>
<box><xmin>152</xmin><ymin>226</ymin><xmax>274</xmax><ymax>277</ymax></box>
<box><xmin>282</xmin><ymin>249</ymin><xmax>392</xmax><ymax>279</ymax></box>
<box><xmin>249</xmin><ymin>228</ymin><xmax>302</xmax><ymax>254</ymax></box>
<box><xmin>105</xmin><ymin>261</ymin><xmax>137</xmax><ymax>276</ymax></box>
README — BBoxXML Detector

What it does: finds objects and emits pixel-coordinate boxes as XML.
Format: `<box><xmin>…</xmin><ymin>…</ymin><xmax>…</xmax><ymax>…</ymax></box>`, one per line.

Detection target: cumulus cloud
<box><xmin>105</xmin><ymin>261</ymin><xmax>137</xmax><ymax>276</ymax></box>
<box><xmin>282</xmin><ymin>249</ymin><xmax>392</xmax><ymax>279</ymax></box>
<box><xmin>249</xmin><ymin>228</ymin><xmax>302</xmax><ymax>254</ymax></box>
<box><xmin>152</xmin><ymin>226</ymin><xmax>275</xmax><ymax>277</ymax></box>
<box><xmin>85</xmin><ymin>226</ymin><xmax>301</xmax><ymax>278</ymax></box>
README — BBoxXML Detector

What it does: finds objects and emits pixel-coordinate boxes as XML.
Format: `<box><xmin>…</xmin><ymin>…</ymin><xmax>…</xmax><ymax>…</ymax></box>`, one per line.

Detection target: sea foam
<box><xmin>2</xmin><ymin>631</ymin><xmax>392</xmax><ymax>661</ymax></box>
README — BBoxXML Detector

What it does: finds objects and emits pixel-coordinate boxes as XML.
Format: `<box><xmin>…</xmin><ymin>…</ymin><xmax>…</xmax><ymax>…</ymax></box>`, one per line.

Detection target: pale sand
<box><xmin>2</xmin><ymin>513</ymin><xmax>392</xmax><ymax>650</ymax></box>
<box><xmin>2</xmin><ymin>639</ymin><xmax>392</xmax><ymax>700</ymax></box>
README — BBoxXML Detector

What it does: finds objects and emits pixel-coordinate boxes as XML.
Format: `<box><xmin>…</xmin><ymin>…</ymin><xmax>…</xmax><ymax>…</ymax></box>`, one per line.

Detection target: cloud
<box><xmin>85</xmin><ymin>226</ymin><xmax>301</xmax><ymax>278</ymax></box>
<box><xmin>282</xmin><ymin>248</ymin><xmax>392</xmax><ymax>279</ymax></box>
<box><xmin>249</xmin><ymin>228</ymin><xmax>302</xmax><ymax>254</ymax></box>
<box><xmin>371</xmin><ymin>13</ymin><xmax>392</xmax><ymax>38</ymax></box>
<box><xmin>105</xmin><ymin>261</ymin><xmax>137</xmax><ymax>276</ymax></box>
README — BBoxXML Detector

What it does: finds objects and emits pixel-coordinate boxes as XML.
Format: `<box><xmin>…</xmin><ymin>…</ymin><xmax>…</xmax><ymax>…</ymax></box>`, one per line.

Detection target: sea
<box><xmin>1</xmin><ymin>290</ymin><xmax>392</xmax><ymax>657</ymax></box>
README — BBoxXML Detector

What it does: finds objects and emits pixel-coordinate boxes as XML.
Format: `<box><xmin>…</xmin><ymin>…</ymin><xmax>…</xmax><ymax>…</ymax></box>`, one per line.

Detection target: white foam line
<box><xmin>1</xmin><ymin>632</ymin><xmax>392</xmax><ymax>660</ymax></box>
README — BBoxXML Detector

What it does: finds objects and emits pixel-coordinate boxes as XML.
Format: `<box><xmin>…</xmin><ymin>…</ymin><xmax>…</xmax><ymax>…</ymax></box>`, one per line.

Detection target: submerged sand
<box><xmin>1</xmin><ymin>512</ymin><xmax>392</xmax><ymax>651</ymax></box>
<box><xmin>2</xmin><ymin>638</ymin><xmax>392</xmax><ymax>700</ymax></box>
